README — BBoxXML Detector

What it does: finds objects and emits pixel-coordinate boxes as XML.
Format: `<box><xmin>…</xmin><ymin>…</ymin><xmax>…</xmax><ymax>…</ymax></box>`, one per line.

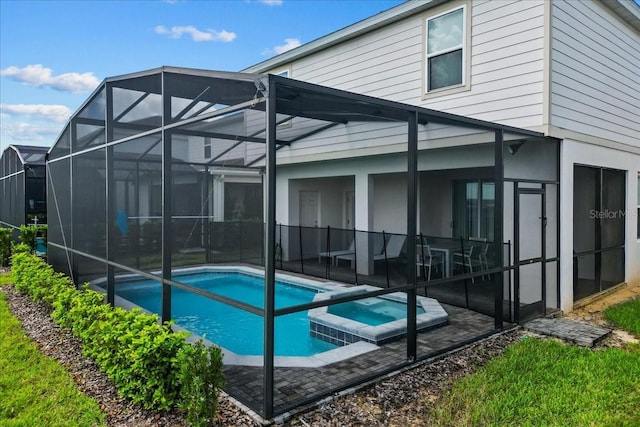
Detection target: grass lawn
<box><xmin>0</xmin><ymin>272</ymin><xmax>12</xmax><ymax>286</ymax></box>
<box><xmin>0</xmin><ymin>291</ymin><xmax>106</xmax><ymax>427</ymax></box>
<box><xmin>605</xmin><ymin>297</ymin><xmax>640</xmax><ymax>337</ymax></box>
<box><xmin>430</xmin><ymin>337</ymin><xmax>640</xmax><ymax>427</ymax></box>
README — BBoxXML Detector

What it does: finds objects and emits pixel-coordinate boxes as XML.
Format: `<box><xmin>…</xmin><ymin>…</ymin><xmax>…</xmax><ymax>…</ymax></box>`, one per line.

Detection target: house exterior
<box><xmin>47</xmin><ymin>67</ymin><xmax>548</xmax><ymax>419</ymax></box>
<box><xmin>43</xmin><ymin>0</ymin><xmax>639</xmax><ymax>419</ymax></box>
<box><xmin>242</xmin><ymin>0</ymin><xmax>640</xmax><ymax>313</ymax></box>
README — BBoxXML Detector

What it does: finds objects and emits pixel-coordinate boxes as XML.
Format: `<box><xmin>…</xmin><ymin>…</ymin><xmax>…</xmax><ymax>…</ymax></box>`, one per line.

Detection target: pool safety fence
<box><xmin>100</xmin><ymin>219</ymin><xmax>511</xmax><ymax>291</ymax></box>
<box><xmin>79</xmin><ymin>218</ymin><xmax>516</xmax><ymax>316</ymax></box>
<box><xmin>271</xmin><ymin>224</ymin><xmax>512</xmax><ymax>292</ymax></box>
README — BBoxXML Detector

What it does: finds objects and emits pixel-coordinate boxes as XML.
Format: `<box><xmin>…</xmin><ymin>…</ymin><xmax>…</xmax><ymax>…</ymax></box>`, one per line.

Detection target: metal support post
<box><xmin>105</xmin><ymin>83</ymin><xmax>115</xmax><ymax>306</ymax></box>
<box><xmin>263</xmin><ymin>76</ymin><xmax>277</xmax><ymax>419</ymax></box>
<box><xmin>493</xmin><ymin>129</ymin><xmax>504</xmax><ymax>329</ymax></box>
<box><xmin>406</xmin><ymin>110</ymin><xmax>418</xmax><ymax>361</ymax></box>
<box><xmin>161</xmin><ymin>73</ymin><xmax>172</xmax><ymax>324</ymax></box>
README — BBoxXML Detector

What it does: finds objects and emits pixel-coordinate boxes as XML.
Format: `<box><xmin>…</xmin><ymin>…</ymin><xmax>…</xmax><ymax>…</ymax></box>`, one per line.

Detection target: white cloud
<box><xmin>262</xmin><ymin>38</ymin><xmax>301</xmax><ymax>56</ymax></box>
<box><xmin>0</xmin><ymin>64</ymin><xmax>99</xmax><ymax>94</ymax></box>
<box><xmin>0</xmin><ymin>121</ymin><xmax>62</xmax><ymax>142</ymax></box>
<box><xmin>155</xmin><ymin>25</ymin><xmax>236</xmax><ymax>42</ymax></box>
<box><xmin>258</xmin><ymin>0</ymin><xmax>283</xmax><ymax>5</ymax></box>
<box><xmin>0</xmin><ymin>104</ymin><xmax>72</xmax><ymax>123</ymax></box>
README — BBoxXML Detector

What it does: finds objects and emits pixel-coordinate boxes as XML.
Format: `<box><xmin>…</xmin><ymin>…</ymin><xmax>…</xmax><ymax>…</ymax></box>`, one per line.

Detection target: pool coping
<box><xmin>89</xmin><ymin>265</ymin><xmax>381</xmax><ymax>368</ymax></box>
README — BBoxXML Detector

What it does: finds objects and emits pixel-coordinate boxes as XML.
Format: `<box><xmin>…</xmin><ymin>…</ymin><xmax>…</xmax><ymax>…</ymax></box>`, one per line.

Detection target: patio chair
<box><xmin>453</xmin><ymin>245</ymin><xmax>478</xmax><ymax>283</ymax></box>
<box><xmin>318</xmin><ymin>239</ymin><xmax>355</xmax><ymax>265</ymax></box>
<box><xmin>417</xmin><ymin>245</ymin><xmax>444</xmax><ymax>281</ymax></box>
<box><xmin>373</xmin><ymin>234</ymin><xmax>406</xmax><ymax>262</ymax></box>
<box><xmin>335</xmin><ymin>233</ymin><xmax>386</xmax><ymax>267</ymax></box>
<box><xmin>468</xmin><ymin>238</ymin><xmax>490</xmax><ymax>277</ymax></box>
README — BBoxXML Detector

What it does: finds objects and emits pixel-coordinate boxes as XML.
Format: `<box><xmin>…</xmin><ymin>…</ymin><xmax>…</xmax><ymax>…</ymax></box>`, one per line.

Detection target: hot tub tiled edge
<box><xmin>308</xmin><ymin>285</ymin><xmax>448</xmax><ymax>346</ymax></box>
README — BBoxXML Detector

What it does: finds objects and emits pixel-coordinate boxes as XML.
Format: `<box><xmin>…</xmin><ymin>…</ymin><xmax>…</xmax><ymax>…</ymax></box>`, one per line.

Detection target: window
<box><xmin>453</xmin><ymin>180</ymin><xmax>494</xmax><ymax>241</ymax></box>
<box><xmin>426</xmin><ymin>6</ymin><xmax>465</xmax><ymax>92</ymax></box>
<box><xmin>637</xmin><ymin>174</ymin><xmax>640</xmax><ymax>238</ymax></box>
<box><xmin>204</xmin><ymin>137</ymin><xmax>211</xmax><ymax>159</ymax></box>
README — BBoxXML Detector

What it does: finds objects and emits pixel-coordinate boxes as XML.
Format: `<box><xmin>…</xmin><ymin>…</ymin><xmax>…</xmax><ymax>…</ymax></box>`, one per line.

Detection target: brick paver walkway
<box><xmin>224</xmin><ymin>304</ymin><xmax>499</xmax><ymax>414</ymax></box>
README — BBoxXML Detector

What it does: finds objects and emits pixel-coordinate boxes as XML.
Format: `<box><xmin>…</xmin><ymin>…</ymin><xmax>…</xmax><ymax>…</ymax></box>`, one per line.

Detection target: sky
<box><xmin>0</xmin><ymin>0</ymin><xmax>404</xmax><ymax>154</ymax></box>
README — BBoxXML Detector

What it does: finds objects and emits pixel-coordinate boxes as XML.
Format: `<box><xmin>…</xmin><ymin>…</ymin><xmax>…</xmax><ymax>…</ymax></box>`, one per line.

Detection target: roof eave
<box><xmin>600</xmin><ymin>0</ymin><xmax>640</xmax><ymax>33</ymax></box>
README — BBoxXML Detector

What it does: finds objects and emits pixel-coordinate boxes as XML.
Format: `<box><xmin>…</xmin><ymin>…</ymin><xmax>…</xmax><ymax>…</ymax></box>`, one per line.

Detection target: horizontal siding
<box><xmin>552</xmin><ymin>59</ymin><xmax>638</xmax><ymax>112</ymax></box>
<box><xmin>275</xmin><ymin>122</ymin><xmax>495</xmax><ymax>162</ymax></box>
<box><xmin>427</xmin><ymin>0</ymin><xmax>545</xmax><ymax>109</ymax></box>
<box><xmin>290</xmin><ymin>0</ymin><xmax>546</xmax><ymax>104</ymax></box>
<box><xmin>266</xmin><ymin>0</ymin><xmax>547</xmax><ymax>161</ymax></box>
<box><xmin>550</xmin><ymin>0</ymin><xmax>640</xmax><ymax>147</ymax></box>
<box><xmin>552</xmin><ymin>90</ymin><xmax>637</xmax><ymax>137</ymax></box>
<box><xmin>459</xmin><ymin>0</ymin><xmax>545</xmax><ymax>127</ymax></box>
<box><xmin>292</xmin><ymin>21</ymin><xmax>424</xmax><ymax>97</ymax></box>
<box><xmin>552</xmin><ymin>105</ymin><xmax>637</xmax><ymax>143</ymax></box>
<box><xmin>473</xmin><ymin>0</ymin><xmax>543</xmax><ymax>34</ymax></box>
<box><xmin>255</xmin><ymin>0</ymin><xmax>545</xmax><ymax>161</ymax></box>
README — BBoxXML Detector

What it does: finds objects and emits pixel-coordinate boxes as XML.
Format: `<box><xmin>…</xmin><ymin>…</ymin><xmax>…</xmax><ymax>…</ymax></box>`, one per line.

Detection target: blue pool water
<box><xmin>116</xmin><ymin>272</ymin><xmax>338</xmax><ymax>357</ymax></box>
<box><xmin>328</xmin><ymin>297</ymin><xmax>424</xmax><ymax>326</ymax></box>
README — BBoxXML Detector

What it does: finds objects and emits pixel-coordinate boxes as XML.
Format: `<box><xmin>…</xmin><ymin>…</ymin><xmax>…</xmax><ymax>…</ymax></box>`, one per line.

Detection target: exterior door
<box><xmin>299</xmin><ymin>191</ymin><xmax>320</xmax><ymax>260</ymax></box>
<box><xmin>299</xmin><ymin>191</ymin><xmax>319</xmax><ymax>227</ymax></box>
<box><xmin>514</xmin><ymin>188</ymin><xmax>546</xmax><ymax>322</ymax></box>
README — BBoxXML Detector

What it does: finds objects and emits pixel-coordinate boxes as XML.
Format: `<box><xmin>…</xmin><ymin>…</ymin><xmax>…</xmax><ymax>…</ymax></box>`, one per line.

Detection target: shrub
<box><xmin>71</xmin><ymin>304</ymin><xmax>189</xmax><ymax>410</ymax></box>
<box><xmin>0</xmin><ymin>227</ymin><xmax>12</xmax><ymax>266</ymax></box>
<box><xmin>10</xmin><ymin>251</ymin><xmax>225</xmax><ymax>417</ymax></box>
<box><xmin>12</xmin><ymin>242</ymin><xmax>32</xmax><ymax>254</ymax></box>
<box><xmin>10</xmin><ymin>249</ymin><xmax>45</xmax><ymax>296</ymax></box>
<box><xmin>18</xmin><ymin>224</ymin><xmax>47</xmax><ymax>252</ymax></box>
<box><xmin>177</xmin><ymin>340</ymin><xmax>226</xmax><ymax>427</ymax></box>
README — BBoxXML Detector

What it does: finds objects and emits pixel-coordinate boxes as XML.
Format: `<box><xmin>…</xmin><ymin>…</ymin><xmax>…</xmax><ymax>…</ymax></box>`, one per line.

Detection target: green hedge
<box><xmin>0</xmin><ymin>227</ymin><xmax>11</xmax><ymax>266</ymax></box>
<box><xmin>19</xmin><ymin>224</ymin><xmax>47</xmax><ymax>252</ymax></box>
<box><xmin>11</xmin><ymin>251</ymin><xmax>224</xmax><ymax>425</ymax></box>
<box><xmin>0</xmin><ymin>225</ymin><xmax>48</xmax><ymax>266</ymax></box>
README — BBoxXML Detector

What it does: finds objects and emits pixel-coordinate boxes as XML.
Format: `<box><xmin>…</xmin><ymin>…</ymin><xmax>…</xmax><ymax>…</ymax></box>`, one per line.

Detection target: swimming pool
<box><xmin>114</xmin><ymin>270</ymin><xmax>339</xmax><ymax>357</ymax></box>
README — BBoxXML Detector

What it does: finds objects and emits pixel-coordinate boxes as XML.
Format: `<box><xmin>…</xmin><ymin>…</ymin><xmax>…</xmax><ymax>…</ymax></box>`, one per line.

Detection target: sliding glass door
<box><xmin>453</xmin><ymin>180</ymin><xmax>494</xmax><ymax>241</ymax></box>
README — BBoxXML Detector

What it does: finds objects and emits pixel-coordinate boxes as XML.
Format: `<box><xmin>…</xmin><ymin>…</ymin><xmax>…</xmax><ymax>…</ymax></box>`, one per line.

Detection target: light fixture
<box><xmin>508</xmin><ymin>142</ymin><xmax>524</xmax><ymax>155</ymax></box>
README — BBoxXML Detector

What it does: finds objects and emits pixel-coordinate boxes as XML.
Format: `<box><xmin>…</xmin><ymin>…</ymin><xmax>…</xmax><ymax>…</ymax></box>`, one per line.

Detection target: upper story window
<box><xmin>426</xmin><ymin>6</ymin><xmax>465</xmax><ymax>92</ymax></box>
<box><xmin>204</xmin><ymin>137</ymin><xmax>212</xmax><ymax>159</ymax></box>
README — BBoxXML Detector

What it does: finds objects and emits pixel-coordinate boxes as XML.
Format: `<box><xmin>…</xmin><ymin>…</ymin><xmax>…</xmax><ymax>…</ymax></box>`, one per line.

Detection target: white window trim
<box><xmin>272</xmin><ymin>67</ymin><xmax>291</xmax><ymax>78</ymax></box>
<box><xmin>422</xmin><ymin>2</ymin><xmax>471</xmax><ymax>99</ymax></box>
